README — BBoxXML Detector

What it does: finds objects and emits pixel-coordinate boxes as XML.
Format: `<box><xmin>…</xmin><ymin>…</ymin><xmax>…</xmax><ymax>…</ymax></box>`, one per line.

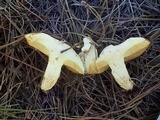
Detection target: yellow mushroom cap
<box><xmin>25</xmin><ymin>33</ymin><xmax>84</xmax><ymax>91</ymax></box>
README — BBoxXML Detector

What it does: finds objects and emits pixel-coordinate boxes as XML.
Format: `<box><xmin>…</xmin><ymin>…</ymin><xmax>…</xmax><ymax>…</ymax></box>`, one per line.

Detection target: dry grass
<box><xmin>0</xmin><ymin>0</ymin><xmax>160</xmax><ymax>120</ymax></box>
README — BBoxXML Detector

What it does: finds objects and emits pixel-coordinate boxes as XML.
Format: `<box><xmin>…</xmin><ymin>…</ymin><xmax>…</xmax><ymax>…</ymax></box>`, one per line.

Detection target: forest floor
<box><xmin>0</xmin><ymin>0</ymin><xmax>160</xmax><ymax>120</ymax></box>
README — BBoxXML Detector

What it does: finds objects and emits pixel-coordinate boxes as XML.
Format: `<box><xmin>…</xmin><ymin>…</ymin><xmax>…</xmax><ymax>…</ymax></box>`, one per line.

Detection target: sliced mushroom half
<box><xmin>25</xmin><ymin>33</ymin><xmax>84</xmax><ymax>91</ymax></box>
<box><xmin>96</xmin><ymin>37</ymin><xmax>150</xmax><ymax>90</ymax></box>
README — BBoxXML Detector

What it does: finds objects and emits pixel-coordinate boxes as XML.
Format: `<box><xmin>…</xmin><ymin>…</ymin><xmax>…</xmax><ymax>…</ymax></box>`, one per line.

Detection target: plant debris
<box><xmin>0</xmin><ymin>0</ymin><xmax>160</xmax><ymax>119</ymax></box>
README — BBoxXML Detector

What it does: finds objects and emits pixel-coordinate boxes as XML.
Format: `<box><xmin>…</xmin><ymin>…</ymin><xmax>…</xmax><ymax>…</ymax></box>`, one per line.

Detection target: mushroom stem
<box><xmin>107</xmin><ymin>53</ymin><xmax>133</xmax><ymax>90</ymax></box>
<box><xmin>41</xmin><ymin>53</ymin><xmax>63</xmax><ymax>91</ymax></box>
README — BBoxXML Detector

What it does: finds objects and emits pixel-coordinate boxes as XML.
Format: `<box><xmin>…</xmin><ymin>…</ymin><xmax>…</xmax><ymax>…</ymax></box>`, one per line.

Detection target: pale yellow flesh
<box><xmin>96</xmin><ymin>37</ymin><xmax>150</xmax><ymax>73</ymax></box>
<box><xmin>80</xmin><ymin>36</ymin><xmax>98</xmax><ymax>74</ymax></box>
<box><xmin>41</xmin><ymin>53</ymin><xmax>63</xmax><ymax>91</ymax></box>
<box><xmin>25</xmin><ymin>33</ymin><xmax>84</xmax><ymax>91</ymax></box>
<box><xmin>25</xmin><ymin>33</ymin><xmax>150</xmax><ymax>91</ymax></box>
<box><xmin>110</xmin><ymin>57</ymin><xmax>133</xmax><ymax>90</ymax></box>
<box><xmin>81</xmin><ymin>37</ymin><xmax>92</xmax><ymax>52</ymax></box>
<box><xmin>102</xmin><ymin>45</ymin><xmax>133</xmax><ymax>90</ymax></box>
<box><xmin>84</xmin><ymin>45</ymin><xmax>98</xmax><ymax>74</ymax></box>
<box><xmin>118</xmin><ymin>37</ymin><xmax>151</xmax><ymax>61</ymax></box>
<box><xmin>25</xmin><ymin>33</ymin><xmax>60</xmax><ymax>56</ymax></box>
<box><xmin>25</xmin><ymin>33</ymin><xmax>84</xmax><ymax>74</ymax></box>
<box><xmin>62</xmin><ymin>49</ymin><xmax>84</xmax><ymax>74</ymax></box>
<box><xmin>96</xmin><ymin>37</ymin><xmax>150</xmax><ymax>90</ymax></box>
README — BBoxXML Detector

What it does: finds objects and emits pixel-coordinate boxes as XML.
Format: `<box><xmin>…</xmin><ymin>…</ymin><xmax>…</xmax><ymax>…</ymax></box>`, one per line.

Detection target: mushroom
<box><xmin>79</xmin><ymin>36</ymin><xmax>99</xmax><ymax>74</ymax></box>
<box><xmin>96</xmin><ymin>37</ymin><xmax>150</xmax><ymax>90</ymax></box>
<box><xmin>25</xmin><ymin>33</ymin><xmax>84</xmax><ymax>91</ymax></box>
